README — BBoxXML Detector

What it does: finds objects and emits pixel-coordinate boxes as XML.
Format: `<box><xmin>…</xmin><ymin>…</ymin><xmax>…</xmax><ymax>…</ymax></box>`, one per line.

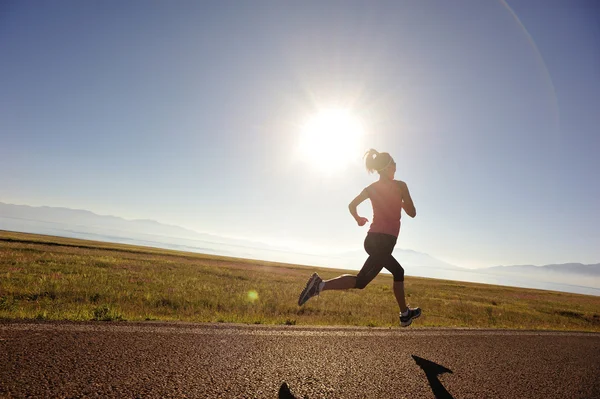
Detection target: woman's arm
<box><xmin>399</xmin><ymin>181</ymin><xmax>416</xmax><ymax>218</ymax></box>
<box><xmin>349</xmin><ymin>188</ymin><xmax>370</xmax><ymax>226</ymax></box>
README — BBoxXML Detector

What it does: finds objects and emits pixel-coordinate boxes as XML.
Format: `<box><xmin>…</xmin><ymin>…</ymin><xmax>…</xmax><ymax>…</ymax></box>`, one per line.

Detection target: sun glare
<box><xmin>296</xmin><ymin>108</ymin><xmax>365</xmax><ymax>173</ymax></box>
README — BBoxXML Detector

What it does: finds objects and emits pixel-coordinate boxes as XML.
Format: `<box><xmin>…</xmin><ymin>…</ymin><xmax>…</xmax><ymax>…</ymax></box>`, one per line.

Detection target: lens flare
<box><xmin>247</xmin><ymin>290</ymin><xmax>259</xmax><ymax>302</ymax></box>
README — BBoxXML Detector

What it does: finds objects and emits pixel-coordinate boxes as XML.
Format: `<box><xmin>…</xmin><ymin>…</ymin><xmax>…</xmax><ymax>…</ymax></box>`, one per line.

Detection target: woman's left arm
<box><xmin>399</xmin><ymin>181</ymin><xmax>416</xmax><ymax>218</ymax></box>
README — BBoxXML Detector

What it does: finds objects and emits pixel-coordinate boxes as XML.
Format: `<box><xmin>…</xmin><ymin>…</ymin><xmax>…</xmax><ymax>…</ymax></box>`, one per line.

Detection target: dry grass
<box><xmin>1</xmin><ymin>230</ymin><xmax>599</xmax><ymax>331</ymax></box>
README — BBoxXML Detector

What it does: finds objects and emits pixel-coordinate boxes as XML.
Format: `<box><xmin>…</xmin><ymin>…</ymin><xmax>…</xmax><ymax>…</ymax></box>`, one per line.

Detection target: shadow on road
<box><xmin>412</xmin><ymin>355</ymin><xmax>455</xmax><ymax>399</ymax></box>
<box><xmin>279</xmin><ymin>356</ymin><xmax>455</xmax><ymax>399</ymax></box>
<box><xmin>279</xmin><ymin>382</ymin><xmax>299</xmax><ymax>399</ymax></box>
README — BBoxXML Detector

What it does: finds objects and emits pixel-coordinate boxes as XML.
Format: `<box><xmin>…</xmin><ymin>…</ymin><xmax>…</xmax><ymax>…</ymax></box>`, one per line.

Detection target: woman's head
<box><xmin>364</xmin><ymin>149</ymin><xmax>396</xmax><ymax>178</ymax></box>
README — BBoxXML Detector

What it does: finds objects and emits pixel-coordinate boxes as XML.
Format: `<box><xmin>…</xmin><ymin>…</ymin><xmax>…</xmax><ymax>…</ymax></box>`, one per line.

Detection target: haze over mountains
<box><xmin>487</xmin><ymin>263</ymin><xmax>600</xmax><ymax>276</ymax></box>
<box><xmin>0</xmin><ymin>202</ymin><xmax>227</xmax><ymax>243</ymax></box>
<box><xmin>1</xmin><ymin>202</ymin><xmax>598</xmax><ymax>295</ymax></box>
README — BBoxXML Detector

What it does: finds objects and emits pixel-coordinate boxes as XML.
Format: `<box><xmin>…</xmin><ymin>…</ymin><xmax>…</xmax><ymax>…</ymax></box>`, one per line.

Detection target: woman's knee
<box><xmin>392</xmin><ymin>266</ymin><xmax>405</xmax><ymax>282</ymax></box>
<box><xmin>355</xmin><ymin>276</ymin><xmax>370</xmax><ymax>289</ymax></box>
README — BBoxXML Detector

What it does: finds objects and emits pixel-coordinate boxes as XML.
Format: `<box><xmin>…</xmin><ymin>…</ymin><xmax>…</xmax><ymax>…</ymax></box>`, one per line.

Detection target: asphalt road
<box><xmin>1</xmin><ymin>321</ymin><xmax>599</xmax><ymax>399</ymax></box>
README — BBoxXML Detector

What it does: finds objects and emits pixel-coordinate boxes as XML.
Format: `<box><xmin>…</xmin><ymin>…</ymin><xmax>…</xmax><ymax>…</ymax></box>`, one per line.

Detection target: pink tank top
<box><xmin>366</xmin><ymin>180</ymin><xmax>403</xmax><ymax>237</ymax></box>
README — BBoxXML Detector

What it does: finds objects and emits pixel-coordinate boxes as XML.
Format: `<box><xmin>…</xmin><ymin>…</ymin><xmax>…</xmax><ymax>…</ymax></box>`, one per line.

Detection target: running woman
<box><xmin>298</xmin><ymin>149</ymin><xmax>422</xmax><ymax>327</ymax></box>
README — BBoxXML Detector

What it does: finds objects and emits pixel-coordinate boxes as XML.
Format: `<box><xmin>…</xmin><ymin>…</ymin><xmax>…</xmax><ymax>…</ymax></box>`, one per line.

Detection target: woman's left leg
<box><xmin>393</xmin><ymin>281</ymin><xmax>408</xmax><ymax>313</ymax></box>
<box><xmin>383</xmin><ymin>255</ymin><xmax>408</xmax><ymax>312</ymax></box>
<box><xmin>384</xmin><ymin>254</ymin><xmax>422</xmax><ymax>326</ymax></box>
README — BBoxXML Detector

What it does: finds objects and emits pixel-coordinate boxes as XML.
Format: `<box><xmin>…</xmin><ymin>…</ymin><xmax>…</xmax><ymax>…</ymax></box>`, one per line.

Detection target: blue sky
<box><xmin>1</xmin><ymin>1</ymin><xmax>599</xmax><ymax>268</ymax></box>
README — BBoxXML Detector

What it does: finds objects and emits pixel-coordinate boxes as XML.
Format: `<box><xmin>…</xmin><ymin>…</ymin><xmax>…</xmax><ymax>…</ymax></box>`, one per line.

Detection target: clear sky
<box><xmin>1</xmin><ymin>1</ymin><xmax>599</xmax><ymax>268</ymax></box>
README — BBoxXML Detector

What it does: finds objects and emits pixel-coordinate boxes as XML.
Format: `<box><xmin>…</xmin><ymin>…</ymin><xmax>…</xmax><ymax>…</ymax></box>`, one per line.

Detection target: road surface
<box><xmin>1</xmin><ymin>321</ymin><xmax>599</xmax><ymax>398</ymax></box>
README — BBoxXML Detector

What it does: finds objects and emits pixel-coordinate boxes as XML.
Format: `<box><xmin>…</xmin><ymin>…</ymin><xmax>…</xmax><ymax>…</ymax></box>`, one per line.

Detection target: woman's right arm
<box><xmin>349</xmin><ymin>189</ymin><xmax>370</xmax><ymax>226</ymax></box>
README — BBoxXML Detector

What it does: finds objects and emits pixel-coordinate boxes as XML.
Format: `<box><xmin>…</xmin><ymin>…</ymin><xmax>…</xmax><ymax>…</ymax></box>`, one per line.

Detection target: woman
<box><xmin>297</xmin><ymin>149</ymin><xmax>421</xmax><ymax>327</ymax></box>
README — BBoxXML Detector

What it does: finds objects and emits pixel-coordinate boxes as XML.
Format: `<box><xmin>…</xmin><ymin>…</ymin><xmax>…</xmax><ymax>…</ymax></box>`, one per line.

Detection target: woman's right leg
<box><xmin>321</xmin><ymin>274</ymin><xmax>357</xmax><ymax>291</ymax></box>
<box><xmin>322</xmin><ymin>253</ymin><xmax>383</xmax><ymax>291</ymax></box>
<box><xmin>321</xmin><ymin>233</ymin><xmax>384</xmax><ymax>292</ymax></box>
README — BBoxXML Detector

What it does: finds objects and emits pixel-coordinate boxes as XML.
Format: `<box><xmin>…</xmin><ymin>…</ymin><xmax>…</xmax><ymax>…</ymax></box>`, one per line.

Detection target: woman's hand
<box><xmin>356</xmin><ymin>216</ymin><xmax>369</xmax><ymax>227</ymax></box>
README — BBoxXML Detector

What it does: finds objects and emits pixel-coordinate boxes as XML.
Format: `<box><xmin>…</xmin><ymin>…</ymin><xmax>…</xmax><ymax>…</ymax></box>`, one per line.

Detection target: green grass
<box><xmin>1</xmin><ymin>230</ymin><xmax>599</xmax><ymax>331</ymax></box>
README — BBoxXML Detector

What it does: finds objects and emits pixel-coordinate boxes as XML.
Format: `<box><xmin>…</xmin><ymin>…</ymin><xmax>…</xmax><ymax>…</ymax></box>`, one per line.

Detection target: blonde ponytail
<box><xmin>364</xmin><ymin>149</ymin><xmax>393</xmax><ymax>174</ymax></box>
<box><xmin>364</xmin><ymin>149</ymin><xmax>379</xmax><ymax>173</ymax></box>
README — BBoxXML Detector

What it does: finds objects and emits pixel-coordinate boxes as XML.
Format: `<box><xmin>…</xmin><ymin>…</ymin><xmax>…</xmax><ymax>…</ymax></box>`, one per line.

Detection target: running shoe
<box><xmin>400</xmin><ymin>307</ymin><xmax>422</xmax><ymax>327</ymax></box>
<box><xmin>298</xmin><ymin>273</ymin><xmax>323</xmax><ymax>306</ymax></box>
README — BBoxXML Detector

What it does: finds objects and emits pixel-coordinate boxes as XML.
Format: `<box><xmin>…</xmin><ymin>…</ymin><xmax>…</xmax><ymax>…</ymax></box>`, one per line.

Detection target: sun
<box><xmin>296</xmin><ymin>108</ymin><xmax>365</xmax><ymax>173</ymax></box>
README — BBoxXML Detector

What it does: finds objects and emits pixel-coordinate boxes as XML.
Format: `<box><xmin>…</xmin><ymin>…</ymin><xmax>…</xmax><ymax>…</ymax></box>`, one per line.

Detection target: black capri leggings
<box><xmin>355</xmin><ymin>232</ymin><xmax>405</xmax><ymax>289</ymax></box>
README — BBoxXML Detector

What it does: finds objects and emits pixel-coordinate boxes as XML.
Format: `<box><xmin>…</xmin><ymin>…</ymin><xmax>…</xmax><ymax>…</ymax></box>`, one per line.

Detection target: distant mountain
<box><xmin>0</xmin><ymin>202</ymin><xmax>334</xmax><ymax>264</ymax></box>
<box><xmin>0</xmin><ymin>202</ymin><xmax>270</xmax><ymax>249</ymax></box>
<box><xmin>482</xmin><ymin>263</ymin><xmax>600</xmax><ymax>277</ymax></box>
<box><xmin>0</xmin><ymin>202</ymin><xmax>208</xmax><ymax>240</ymax></box>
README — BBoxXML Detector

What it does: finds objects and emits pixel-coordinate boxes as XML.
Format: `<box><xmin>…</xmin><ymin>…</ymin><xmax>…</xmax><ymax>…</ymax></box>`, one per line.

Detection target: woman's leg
<box><xmin>321</xmin><ymin>274</ymin><xmax>357</xmax><ymax>291</ymax></box>
<box><xmin>383</xmin><ymin>254</ymin><xmax>407</xmax><ymax>312</ymax></box>
<box><xmin>384</xmin><ymin>254</ymin><xmax>421</xmax><ymax>325</ymax></box>
<box><xmin>321</xmin><ymin>256</ymin><xmax>384</xmax><ymax>291</ymax></box>
<box><xmin>321</xmin><ymin>233</ymin><xmax>384</xmax><ymax>292</ymax></box>
<box><xmin>393</xmin><ymin>280</ymin><xmax>408</xmax><ymax>313</ymax></box>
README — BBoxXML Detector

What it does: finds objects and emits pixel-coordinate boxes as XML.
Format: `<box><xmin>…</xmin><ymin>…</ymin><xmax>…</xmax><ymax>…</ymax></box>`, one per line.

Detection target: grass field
<box><xmin>1</xmin><ymin>230</ymin><xmax>599</xmax><ymax>331</ymax></box>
